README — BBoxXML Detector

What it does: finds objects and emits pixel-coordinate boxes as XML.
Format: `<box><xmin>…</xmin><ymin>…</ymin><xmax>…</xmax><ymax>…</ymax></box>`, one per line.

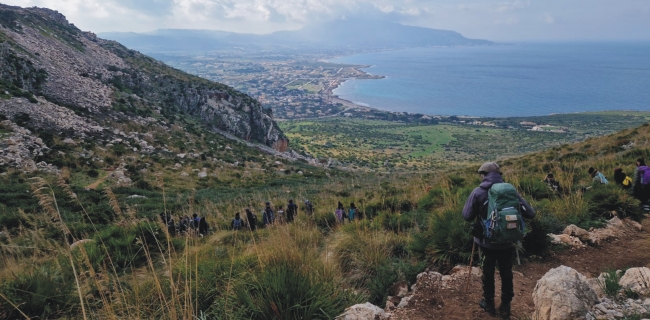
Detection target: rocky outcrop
<box><xmin>335</xmin><ymin>302</ymin><xmax>389</xmax><ymax>320</ymax></box>
<box><xmin>533</xmin><ymin>265</ymin><xmax>599</xmax><ymax>320</ymax></box>
<box><xmin>548</xmin><ymin>217</ymin><xmax>639</xmax><ymax>248</ymax></box>
<box><xmin>0</xmin><ymin>120</ymin><xmax>56</xmax><ymax>173</ymax></box>
<box><xmin>0</xmin><ymin>97</ymin><xmax>104</xmax><ymax>136</ymax></box>
<box><xmin>0</xmin><ymin>4</ymin><xmax>287</xmax><ymax>149</ymax></box>
<box><xmin>619</xmin><ymin>267</ymin><xmax>650</xmax><ymax>296</ymax></box>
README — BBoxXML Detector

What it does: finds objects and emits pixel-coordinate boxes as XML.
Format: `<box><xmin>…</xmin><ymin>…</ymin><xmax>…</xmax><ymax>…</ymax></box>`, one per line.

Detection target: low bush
<box><xmin>597</xmin><ymin>269</ymin><xmax>622</xmax><ymax>298</ymax></box>
<box><xmin>234</xmin><ymin>259</ymin><xmax>362</xmax><ymax>320</ymax></box>
<box><xmin>0</xmin><ymin>259</ymin><xmax>78</xmax><ymax>319</ymax></box>
<box><xmin>409</xmin><ymin>207</ymin><xmax>473</xmax><ymax>269</ymax></box>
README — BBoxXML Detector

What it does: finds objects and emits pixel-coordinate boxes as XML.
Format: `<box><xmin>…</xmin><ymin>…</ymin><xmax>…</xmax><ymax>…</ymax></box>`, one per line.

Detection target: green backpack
<box><xmin>482</xmin><ymin>183</ymin><xmax>526</xmax><ymax>244</ymax></box>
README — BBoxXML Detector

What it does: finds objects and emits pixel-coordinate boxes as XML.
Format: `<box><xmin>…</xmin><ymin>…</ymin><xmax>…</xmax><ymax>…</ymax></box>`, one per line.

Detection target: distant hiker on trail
<box><xmin>543</xmin><ymin>173</ymin><xmax>563</xmax><ymax>194</ymax></box>
<box><xmin>304</xmin><ymin>200</ymin><xmax>314</xmax><ymax>215</ymax></box>
<box><xmin>245</xmin><ymin>208</ymin><xmax>257</xmax><ymax>231</ymax></box>
<box><xmin>178</xmin><ymin>215</ymin><xmax>190</xmax><ymax>234</ymax></box>
<box><xmin>335</xmin><ymin>202</ymin><xmax>344</xmax><ymax>223</ymax></box>
<box><xmin>198</xmin><ymin>217</ymin><xmax>209</xmax><ymax>236</ymax></box>
<box><xmin>589</xmin><ymin>167</ymin><xmax>609</xmax><ymax>184</ymax></box>
<box><xmin>276</xmin><ymin>206</ymin><xmax>285</xmax><ymax>224</ymax></box>
<box><xmin>231</xmin><ymin>212</ymin><xmax>244</xmax><ymax>231</ymax></box>
<box><xmin>462</xmin><ymin>162</ymin><xmax>535</xmax><ymax>320</ymax></box>
<box><xmin>348</xmin><ymin>202</ymin><xmax>357</xmax><ymax>222</ymax></box>
<box><xmin>614</xmin><ymin>168</ymin><xmax>633</xmax><ymax>190</ymax></box>
<box><xmin>632</xmin><ymin>158</ymin><xmax>650</xmax><ymax>210</ymax></box>
<box><xmin>191</xmin><ymin>213</ymin><xmax>200</xmax><ymax>231</ymax></box>
<box><xmin>286</xmin><ymin>199</ymin><xmax>298</xmax><ymax>223</ymax></box>
<box><xmin>263</xmin><ymin>202</ymin><xmax>275</xmax><ymax>226</ymax></box>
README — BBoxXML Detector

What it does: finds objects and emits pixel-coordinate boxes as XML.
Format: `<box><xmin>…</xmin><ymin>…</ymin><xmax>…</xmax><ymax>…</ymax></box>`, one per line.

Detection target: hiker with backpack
<box><xmin>198</xmin><ymin>217</ymin><xmax>209</xmax><ymax>236</ymax></box>
<box><xmin>632</xmin><ymin>158</ymin><xmax>650</xmax><ymax>210</ymax></box>
<box><xmin>191</xmin><ymin>213</ymin><xmax>200</xmax><ymax>231</ymax></box>
<box><xmin>304</xmin><ymin>200</ymin><xmax>314</xmax><ymax>215</ymax></box>
<box><xmin>263</xmin><ymin>202</ymin><xmax>275</xmax><ymax>226</ymax></box>
<box><xmin>348</xmin><ymin>202</ymin><xmax>357</xmax><ymax>222</ymax></box>
<box><xmin>245</xmin><ymin>208</ymin><xmax>257</xmax><ymax>231</ymax></box>
<box><xmin>286</xmin><ymin>199</ymin><xmax>298</xmax><ymax>223</ymax></box>
<box><xmin>335</xmin><ymin>202</ymin><xmax>345</xmax><ymax>223</ymax></box>
<box><xmin>614</xmin><ymin>168</ymin><xmax>633</xmax><ymax>190</ymax></box>
<box><xmin>462</xmin><ymin>162</ymin><xmax>535</xmax><ymax>320</ymax></box>
<box><xmin>231</xmin><ymin>212</ymin><xmax>244</xmax><ymax>230</ymax></box>
<box><xmin>588</xmin><ymin>167</ymin><xmax>609</xmax><ymax>184</ymax></box>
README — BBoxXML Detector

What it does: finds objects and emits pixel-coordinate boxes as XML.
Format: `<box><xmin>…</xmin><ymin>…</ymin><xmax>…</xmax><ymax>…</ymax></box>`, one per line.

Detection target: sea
<box><xmin>330</xmin><ymin>42</ymin><xmax>650</xmax><ymax>117</ymax></box>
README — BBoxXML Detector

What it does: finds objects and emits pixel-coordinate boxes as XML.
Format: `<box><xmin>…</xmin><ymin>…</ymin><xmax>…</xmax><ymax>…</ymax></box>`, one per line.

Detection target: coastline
<box><xmin>320</xmin><ymin>65</ymin><xmax>385</xmax><ymax>114</ymax></box>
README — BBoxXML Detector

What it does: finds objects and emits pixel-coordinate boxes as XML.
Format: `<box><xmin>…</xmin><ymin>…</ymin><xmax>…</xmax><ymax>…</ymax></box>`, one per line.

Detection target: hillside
<box><xmin>0</xmin><ymin>4</ymin><xmax>287</xmax><ymax>159</ymax></box>
<box><xmin>3</xmin><ymin>4</ymin><xmax>650</xmax><ymax>320</ymax></box>
<box><xmin>100</xmin><ymin>20</ymin><xmax>492</xmax><ymax>53</ymax></box>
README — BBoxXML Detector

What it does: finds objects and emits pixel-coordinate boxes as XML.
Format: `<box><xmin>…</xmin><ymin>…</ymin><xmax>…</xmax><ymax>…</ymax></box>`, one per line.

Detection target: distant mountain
<box><xmin>100</xmin><ymin>20</ymin><xmax>492</xmax><ymax>53</ymax></box>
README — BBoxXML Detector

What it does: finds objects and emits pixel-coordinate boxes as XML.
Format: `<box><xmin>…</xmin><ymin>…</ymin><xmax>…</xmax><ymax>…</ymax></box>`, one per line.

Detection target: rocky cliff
<box><xmin>0</xmin><ymin>4</ymin><xmax>287</xmax><ymax>150</ymax></box>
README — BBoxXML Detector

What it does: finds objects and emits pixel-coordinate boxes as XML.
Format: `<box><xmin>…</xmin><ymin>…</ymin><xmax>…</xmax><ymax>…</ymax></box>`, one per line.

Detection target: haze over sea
<box><xmin>331</xmin><ymin>42</ymin><xmax>650</xmax><ymax>117</ymax></box>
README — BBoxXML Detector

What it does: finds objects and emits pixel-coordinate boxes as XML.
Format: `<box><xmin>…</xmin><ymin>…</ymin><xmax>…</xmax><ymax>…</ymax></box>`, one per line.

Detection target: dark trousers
<box><xmin>481</xmin><ymin>247</ymin><xmax>514</xmax><ymax>303</ymax></box>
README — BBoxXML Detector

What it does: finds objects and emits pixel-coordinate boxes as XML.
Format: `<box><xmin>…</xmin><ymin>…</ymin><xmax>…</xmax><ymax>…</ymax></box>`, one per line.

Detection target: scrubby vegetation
<box><xmin>1</xmin><ymin>119</ymin><xmax>650</xmax><ymax>319</ymax></box>
<box><xmin>280</xmin><ymin>113</ymin><xmax>650</xmax><ymax>170</ymax></box>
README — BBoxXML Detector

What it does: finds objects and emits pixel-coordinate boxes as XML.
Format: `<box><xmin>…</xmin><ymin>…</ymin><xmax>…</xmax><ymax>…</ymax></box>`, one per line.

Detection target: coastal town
<box><xmin>157</xmin><ymin>51</ymin><xmax>384</xmax><ymax>119</ymax></box>
<box><xmin>155</xmin><ymin>52</ymin><xmax>588</xmax><ymax>133</ymax></box>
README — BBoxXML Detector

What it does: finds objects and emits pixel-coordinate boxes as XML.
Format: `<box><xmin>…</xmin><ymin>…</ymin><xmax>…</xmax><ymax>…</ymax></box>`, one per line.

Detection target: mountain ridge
<box><xmin>99</xmin><ymin>20</ymin><xmax>492</xmax><ymax>53</ymax></box>
<box><xmin>0</xmin><ymin>4</ymin><xmax>287</xmax><ymax>156</ymax></box>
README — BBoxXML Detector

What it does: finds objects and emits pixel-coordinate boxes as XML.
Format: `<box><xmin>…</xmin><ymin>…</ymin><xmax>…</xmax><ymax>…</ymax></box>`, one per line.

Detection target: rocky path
<box><xmin>390</xmin><ymin>218</ymin><xmax>650</xmax><ymax>320</ymax></box>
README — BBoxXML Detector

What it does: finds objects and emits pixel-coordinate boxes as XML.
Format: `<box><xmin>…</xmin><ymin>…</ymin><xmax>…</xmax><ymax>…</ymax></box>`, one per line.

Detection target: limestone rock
<box><xmin>533</xmin><ymin>265</ymin><xmax>598</xmax><ymax>320</ymax></box>
<box><xmin>335</xmin><ymin>302</ymin><xmax>388</xmax><ymax>320</ymax></box>
<box><xmin>564</xmin><ymin>224</ymin><xmax>590</xmax><ymax>242</ymax></box>
<box><xmin>198</xmin><ymin>172</ymin><xmax>208</xmax><ymax>179</ymax></box>
<box><xmin>619</xmin><ymin>268</ymin><xmax>650</xmax><ymax>296</ymax></box>
<box><xmin>180</xmin><ymin>172</ymin><xmax>189</xmax><ymax>177</ymax></box>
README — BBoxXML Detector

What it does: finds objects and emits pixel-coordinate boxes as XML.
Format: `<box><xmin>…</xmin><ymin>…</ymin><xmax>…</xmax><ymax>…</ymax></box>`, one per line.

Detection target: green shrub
<box><xmin>0</xmin><ymin>259</ymin><xmax>77</xmax><ymax>319</ymax></box>
<box><xmin>519</xmin><ymin>177</ymin><xmax>554</xmax><ymax>200</ymax></box>
<box><xmin>235</xmin><ymin>260</ymin><xmax>362</xmax><ymax>320</ymax></box>
<box><xmin>409</xmin><ymin>208</ymin><xmax>473</xmax><ymax>268</ymax></box>
<box><xmin>597</xmin><ymin>269</ymin><xmax>622</xmax><ymax>298</ymax></box>
<box><xmin>585</xmin><ymin>184</ymin><xmax>642</xmax><ymax>221</ymax></box>
<box><xmin>86</xmin><ymin>221</ymin><xmax>179</xmax><ymax>271</ymax></box>
<box><xmin>366</xmin><ymin>259</ymin><xmax>425</xmax><ymax>307</ymax></box>
<box><xmin>417</xmin><ymin>188</ymin><xmax>444</xmax><ymax>211</ymax></box>
<box><xmin>87</xmin><ymin>169</ymin><xmax>99</xmax><ymax>178</ymax></box>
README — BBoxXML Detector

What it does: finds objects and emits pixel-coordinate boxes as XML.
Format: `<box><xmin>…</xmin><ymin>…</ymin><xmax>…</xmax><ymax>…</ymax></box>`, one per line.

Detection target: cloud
<box><xmin>544</xmin><ymin>13</ymin><xmax>555</xmax><ymax>24</ymax></box>
<box><xmin>494</xmin><ymin>0</ymin><xmax>530</xmax><ymax>13</ymax></box>
<box><xmin>3</xmin><ymin>0</ymin><xmax>650</xmax><ymax>40</ymax></box>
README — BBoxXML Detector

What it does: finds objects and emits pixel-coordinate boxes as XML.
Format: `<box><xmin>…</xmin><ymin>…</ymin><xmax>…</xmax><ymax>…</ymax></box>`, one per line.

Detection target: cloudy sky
<box><xmin>6</xmin><ymin>0</ymin><xmax>650</xmax><ymax>41</ymax></box>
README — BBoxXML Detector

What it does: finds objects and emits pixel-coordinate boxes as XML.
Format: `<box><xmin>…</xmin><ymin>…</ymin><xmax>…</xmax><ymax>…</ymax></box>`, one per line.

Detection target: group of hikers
<box><xmin>542</xmin><ymin>158</ymin><xmax>650</xmax><ymax>209</ymax></box>
<box><xmin>229</xmin><ymin>199</ymin><xmax>363</xmax><ymax>231</ymax></box>
<box><xmin>230</xmin><ymin>199</ymin><xmax>314</xmax><ymax>231</ymax></box>
<box><xmin>160</xmin><ymin>213</ymin><xmax>209</xmax><ymax>237</ymax></box>
<box><xmin>465</xmin><ymin>158</ymin><xmax>650</xmax><ymax>319</ymax></box>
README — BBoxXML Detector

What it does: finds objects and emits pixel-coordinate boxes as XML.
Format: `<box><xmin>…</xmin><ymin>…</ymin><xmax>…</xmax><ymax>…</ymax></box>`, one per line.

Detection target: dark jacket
<box><xmin>462</xmin><ymin>172</ymin><xmax>536</xmax><ymax>250</ymax></box>
<box><xmin>246</xmin><ymin>210</ymin><xmax>257</xmax><ymax>231</ymax></box>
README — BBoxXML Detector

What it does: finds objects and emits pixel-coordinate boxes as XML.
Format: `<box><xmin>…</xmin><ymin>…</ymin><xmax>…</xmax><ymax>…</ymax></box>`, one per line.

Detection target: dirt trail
<box><xmin>85</xmin><ymin>175</ymin><xmax>107</xmax><ymax>190</ymax></box>
<box><xmin>392</xmin><ymin>219</ymin><xmax>650</xmax><ymax>320</ymax></box>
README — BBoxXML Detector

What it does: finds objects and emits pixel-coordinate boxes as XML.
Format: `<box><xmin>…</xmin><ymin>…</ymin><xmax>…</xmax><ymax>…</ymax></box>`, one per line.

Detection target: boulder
<box><xmin>198</xmin><ymin>172</ymin><xmax>208</xmax><ymax>179</ymax></box>
<box><xmin>563</xmin><ymin>224</ymin><xmax>590</xmax><ymax>242</ymax></box>
<box><xmin>619</xmin><ymin>267</ymin><xmax>650</xmax><ymax>296</ymax></box>
<box><xmin>180</xmin><ymin>172</ymin><xmax>189</xmax><ymax>177</ymax></box>
<box><xmin>533</xmin><ymin>266</ymin><xmax>598</xmax><ymax>320</ymax></box>
<box><xmin>335</xmin><ymin>302</ymin><xmax>388</xmax><ymax>320</ymax></box>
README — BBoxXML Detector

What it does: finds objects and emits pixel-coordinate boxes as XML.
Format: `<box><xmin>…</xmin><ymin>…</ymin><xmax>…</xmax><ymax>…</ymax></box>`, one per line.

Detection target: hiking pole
<box><xmin>516</xmin><ymin>241</ymin><xmax>521</xmax><ymax>266</ymax></box>
<box><xmin>465</xmin><ymin>241</ymin><xmax>477</xmax><ymax>293</ymax></box>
